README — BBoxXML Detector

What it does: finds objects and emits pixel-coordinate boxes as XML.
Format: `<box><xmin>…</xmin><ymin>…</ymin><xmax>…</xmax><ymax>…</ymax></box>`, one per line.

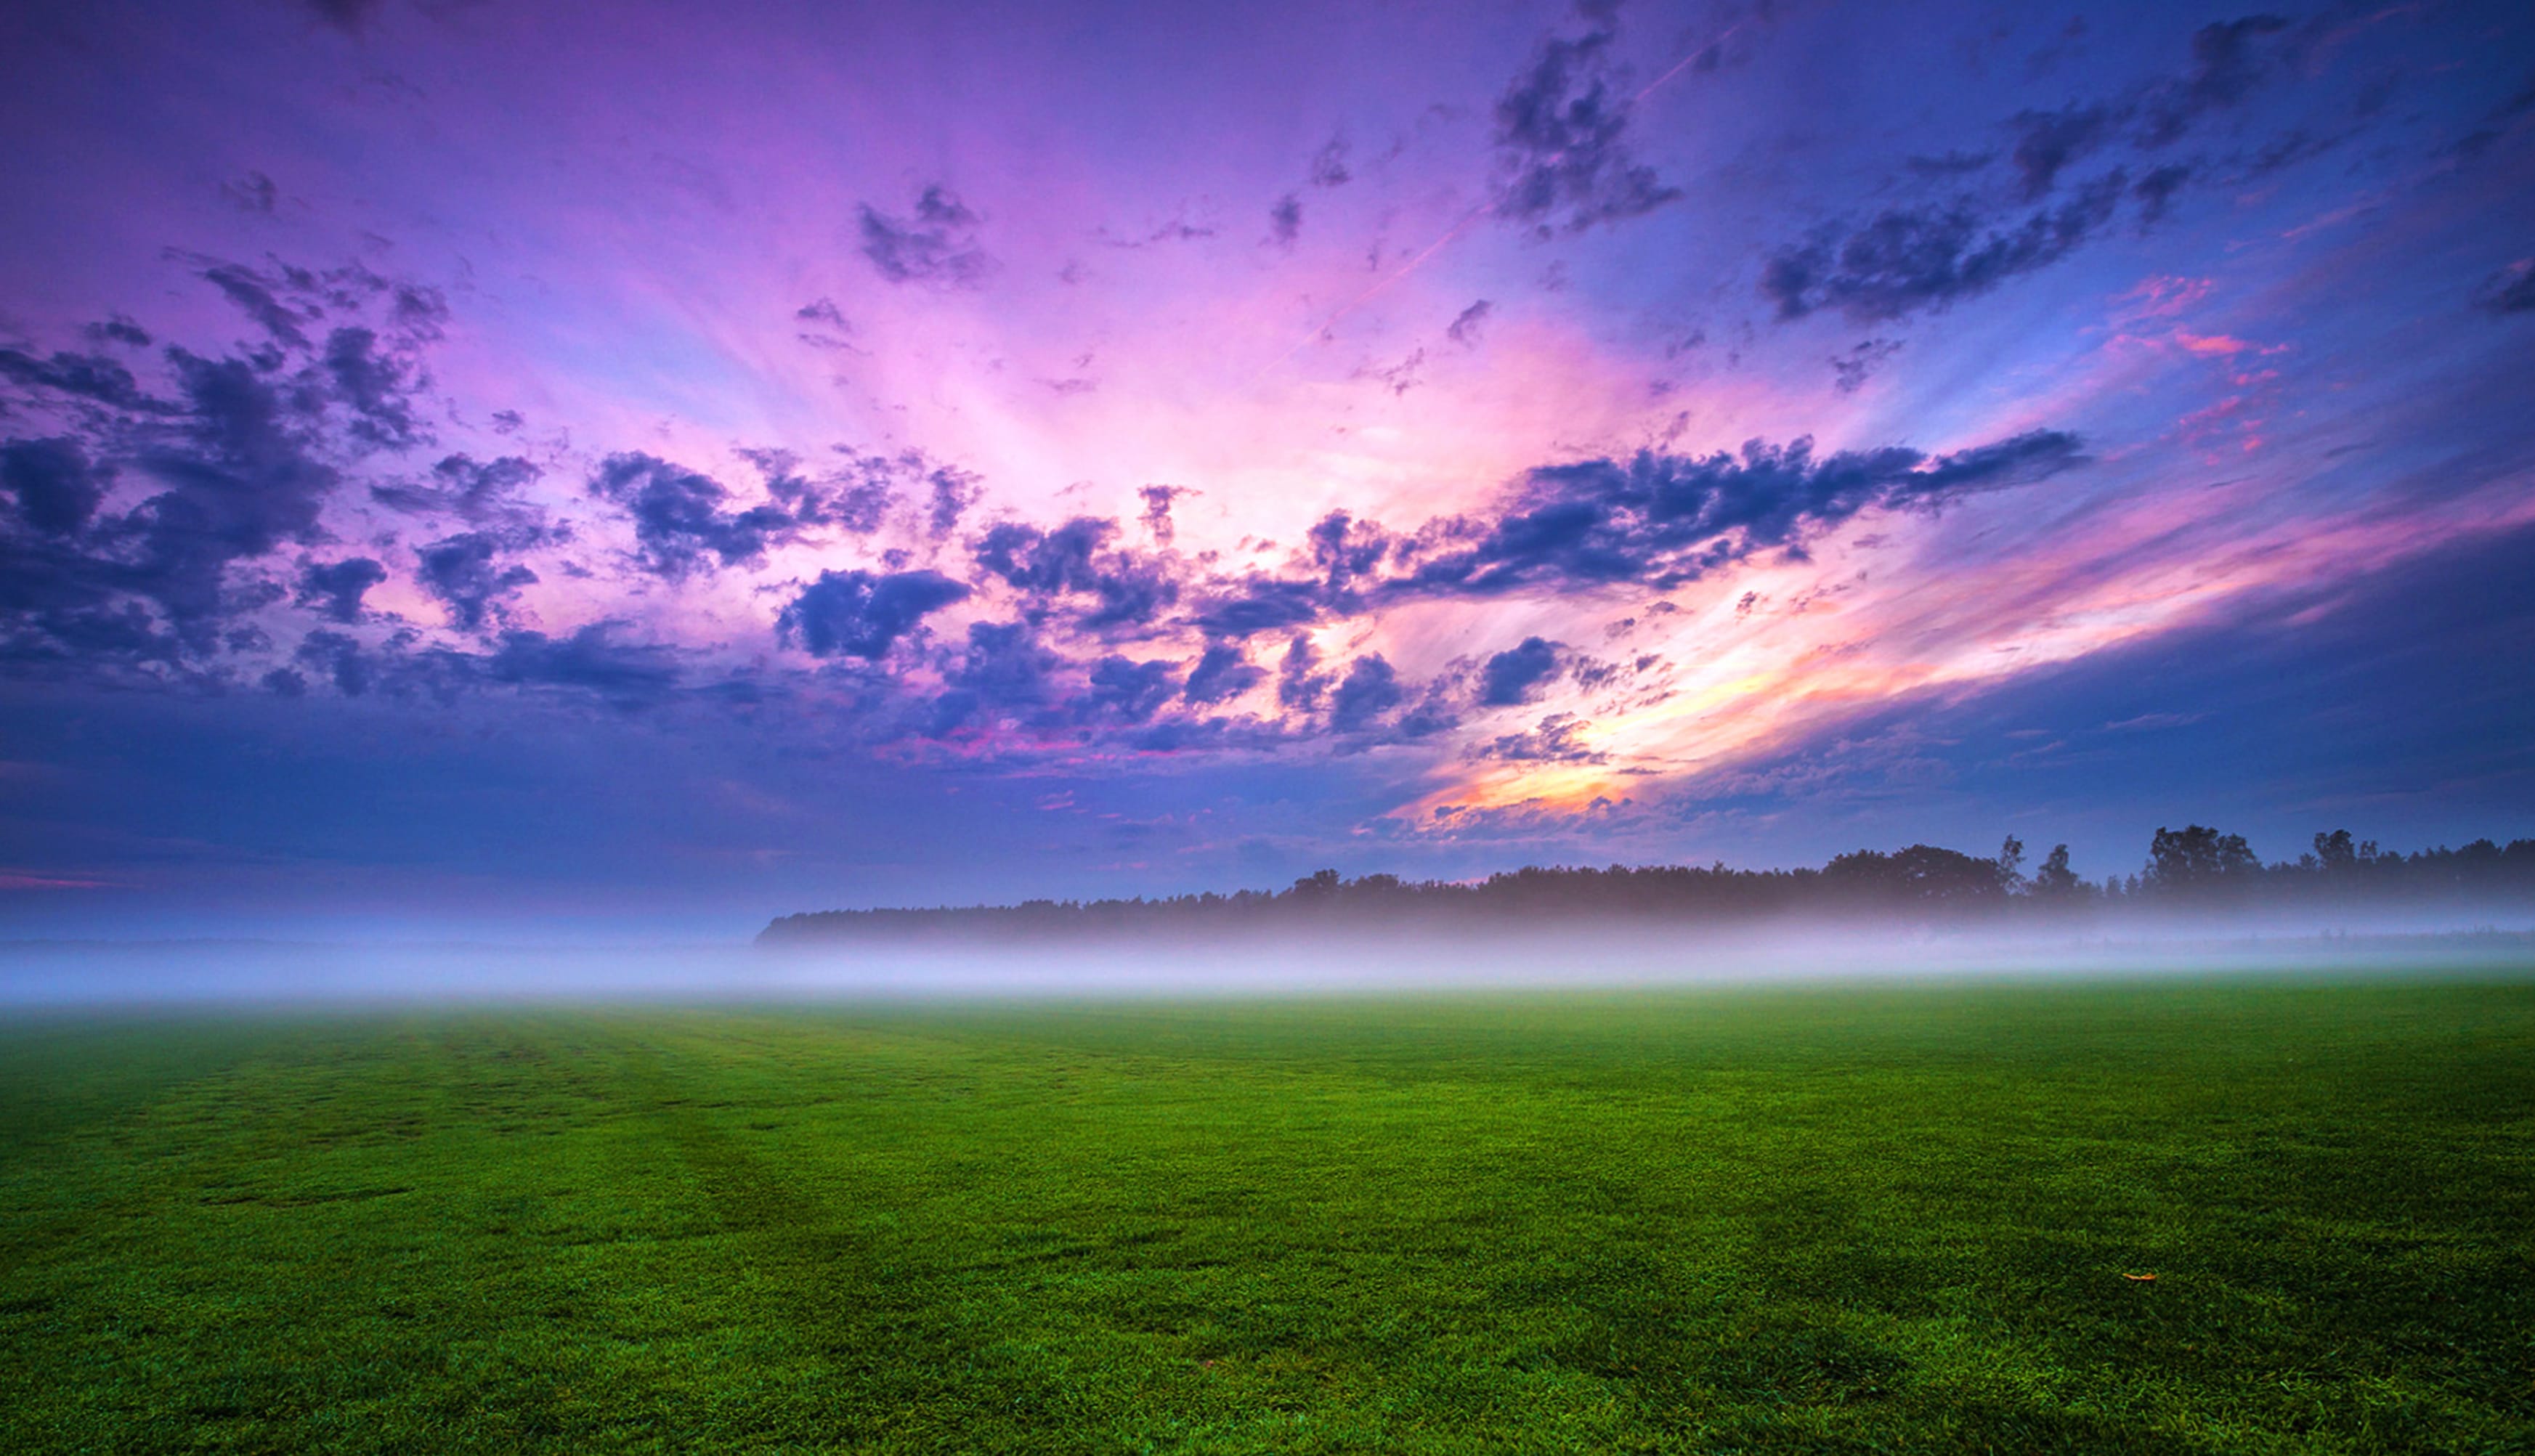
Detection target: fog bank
<box><xmin>3</xmin><ymin>917</ymin><xmax>2531</xmax><ymax>1008</ymax></box>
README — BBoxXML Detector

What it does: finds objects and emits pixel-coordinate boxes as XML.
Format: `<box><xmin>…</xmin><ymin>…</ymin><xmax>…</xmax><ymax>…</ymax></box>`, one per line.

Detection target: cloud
<box><xmin>322</xmin><ymin>327</ymin><xmax>424</xmax><ymax>450</ymax></box>
<box><xmin>777</xmin><ymin>569</ymin><xmax>970</xmax><ymax>660</ymax></box>
<box><xmin>1276</xmin><ymin>633</ymin><xmax>1329</xmax><ymax>712</ymax></box>
<box><xmin>2475</xmin><ymin>258</ymin><xmax>2535</xmax><ymax>314</ymax></box>
<box><xmin>973</xmin><ymin>515</ymin><xmax>1179</xmax><ymax>629</ymax></box>
<box><xmin>1330</xmin><ymin>653</ymin><xmax>1404</xmax><ymax>731</ymax></box>
<box><xmin>1448</xmin><ymin>300</ymin><xmax>1493</xmax><ymax>347</ymax></box>
<box><xmin>293</xmin><ymin>628</ymin><xmax>371</xmax><ymax>696</ymax></box>
<box><xmin>486</xmin><ymin>623</ymin><xmax>679</xmax><ymax>709</ymax></box>
<box><xmin>2009</xmin><ymin>105</ymin><xmax>2116</xmax><ymax>200</ymax></box>
<box><xmin>1193</xmin><ymin>577</ymin><xmax>1327</xmax><ymax>638</ymax></box>
<box><xmin>369</xmin><ymin>452</ymin><xmax>546</xmax><ymax>528</ymax></box>
<box><xmin>415</xmin><ymin>532</ymin><xmax>536</xmax><ymax>632</ymax></box>
<box><xmin>1761</xmin><ymin>176</ymin><xmax>2125</xmax><ymax>322</ymax></box>
<box><xmin>1082</xmin><ymin>655</ymin><xmax>1177</xmax><ymax>724</ymax></box>
<box><xmin>1469</xmin><ymin>711</ymin><xmax>1605</xmax><ymax>763</ymax></box>
<box><xmin>0</xmin><ymin>349</ymin><xmax>161</xmax><ymax>412</ymax></box>
<box><xmin>1478</xmin><ymin>636</ymin><xmax>1562</xmax><ymax>706</ymax></box>
<box><xmin>300</xmin><ymin>0</ymin><xmax>382</xmax><ymax>33</ymax></box>
<box><xmin>1391</xmin><ymin>430</ymin><xmax>2085</xmax><ymax>598</ymax></box>
<box><xmin>199</xmin><ymin>262</ymin><xmax>312</xmax><ymax>348</ymax></box>
<box><xmin>1137</xmin><ymin>484</ymin><xmax>1188</xmax><ymax>544</ymax></box>
<box><xmin>1491</xmin><ymin>18</ymin><xmax>1679</xmax><ymax>235</ymax></box>
<box><xmin>1183</xmin><ymin>642</ymin><xmax>1263</xmax><ymax>704</ymax></box>
<box><xmin>294</xmin><ymin>557</ymin><xmax>387</xmax><ymax>623</ymax></box>
<box><xmin>928</xmin><ymin>620</ymin><xmax>1060</xmax><ymax>736</ymax></box>
<box><xmin>2131</xmin><ymin>163</ymin><xmax>2194</xmax><ymax>224</ymax></box>
<box><xmin>1</xmin><ymin>439</ymin><xmax>109</xmax><ymax>536</ymax></box>
<box><xmin>222</xmin><ymin>171</ymin><xmax>279</xmax><ymax>214</ymax></box>
<box><xmin>859</xmin><ymin>186</ymin><xmax>992</xmax><ymax>286</ymax></box>
<box><xmin>2138</xmin><ymin>15</ymin><xmax>2291</xmax><ymax>147</ymax></box>
<box><xmin>590</xmin><ymin>452</ymin><xmax>797</xmax><ymax>579</ymax></box>
<box><xmin>1755</xmin><ymin>15</ymin><xmax>2313</xmax><ymax>327</ymax></box>
<box><xmin>1267</xmin><ymin>193</ymin><xmax>1302</xmax><ymax>249</ymax></box>
<box><xmin>1831</xmin><ymin>338</ymin><xmax>1902</xmax><ymax>394</ymax></box>
<box><xmin>1310</xmin><ymin>136</ymin><xmax>1352</xmax><ymax>188</ymax></box>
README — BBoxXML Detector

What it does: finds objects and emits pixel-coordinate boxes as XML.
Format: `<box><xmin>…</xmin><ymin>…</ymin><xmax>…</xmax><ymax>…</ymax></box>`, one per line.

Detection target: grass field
<box><xmin>2</xmin><ymin>975</ymin><xmax>2531</xmax><ymax>1452</ymax></box>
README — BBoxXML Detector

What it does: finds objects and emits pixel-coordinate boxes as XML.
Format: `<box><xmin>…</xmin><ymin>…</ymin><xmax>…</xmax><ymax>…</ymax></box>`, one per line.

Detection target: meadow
<box><xmin>1</xmin><ymin>973</ymin><xmax>2531</xmax><ymax>1452</ymax></box>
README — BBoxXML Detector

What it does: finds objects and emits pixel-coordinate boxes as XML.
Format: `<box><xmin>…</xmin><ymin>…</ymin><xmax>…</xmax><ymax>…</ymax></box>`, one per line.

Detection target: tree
<box><xmin>2145</xmin><ymin>824</ymin><xmax>2260</xmax><ymax>896</ymax></box>
<box><xmin>1997</xmin><ymin>836</ymin><xmax>2027</xmax><ymax>890</ymax></box>
<box><xmin>2032</xmin><ymin>843</ymin><xmax>2084</xmax><ymax>897</ymax></box>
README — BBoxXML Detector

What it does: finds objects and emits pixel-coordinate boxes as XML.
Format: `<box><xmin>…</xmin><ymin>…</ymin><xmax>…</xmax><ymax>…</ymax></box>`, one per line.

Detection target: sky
<box><xmin>0</xmin><ymin>0</ymin><xmax>2530</xmax><ymax>938</ymax></box>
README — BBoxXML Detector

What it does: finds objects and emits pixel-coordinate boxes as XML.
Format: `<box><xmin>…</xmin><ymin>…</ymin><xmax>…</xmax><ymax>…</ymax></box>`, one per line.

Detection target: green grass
<box><xmin>2</xmin><ymin>975</ymin><xmax>2532</xmax><ymax>1453</ymax></box>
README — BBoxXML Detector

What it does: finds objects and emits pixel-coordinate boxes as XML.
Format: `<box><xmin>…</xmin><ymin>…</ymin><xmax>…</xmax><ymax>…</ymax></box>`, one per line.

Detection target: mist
<box><xmin>7</xmin><ymin>905</ymin><xmax>2531</xmax><ymax>1010</ymax></box>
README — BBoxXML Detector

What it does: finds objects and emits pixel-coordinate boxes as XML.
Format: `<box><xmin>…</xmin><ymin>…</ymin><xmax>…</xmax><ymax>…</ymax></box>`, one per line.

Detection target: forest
<box><xmin>760</xmin><ymin>826</ymin><xmax>2535</xmax><ymax>943</ymax></box>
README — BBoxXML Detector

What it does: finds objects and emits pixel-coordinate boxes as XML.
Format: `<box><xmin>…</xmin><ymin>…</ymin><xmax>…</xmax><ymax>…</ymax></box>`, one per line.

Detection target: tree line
<box><xmin>758</xmin><ymin>826</ymin><xmax>2535</xmax><ymax>943</ymax></box>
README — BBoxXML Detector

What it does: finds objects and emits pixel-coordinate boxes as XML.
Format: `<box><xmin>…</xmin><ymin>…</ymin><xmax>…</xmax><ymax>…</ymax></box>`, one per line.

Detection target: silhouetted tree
<box><xmin>2145</xmin><ymin>824</ymin><xmax>2260</xmax><ymax>897</ymax></box>
<box><xmin>2031</xmin><ymin>844</ymin><xmax>2085</xmax><ymax>898</ymax></box>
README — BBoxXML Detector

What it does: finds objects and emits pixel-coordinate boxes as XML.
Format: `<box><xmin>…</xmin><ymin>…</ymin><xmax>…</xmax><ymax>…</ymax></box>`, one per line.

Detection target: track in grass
<box><xmin>3</xmin><ymin>976</ymin><xmax>2532</xmax><ymax>1452</ymax></box>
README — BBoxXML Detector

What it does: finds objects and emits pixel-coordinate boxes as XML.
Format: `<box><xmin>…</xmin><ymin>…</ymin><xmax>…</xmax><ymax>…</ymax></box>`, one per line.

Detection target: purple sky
<box><xmin>1</xmin><ymin>0</ymin><xmax>2531</xmax><ymax>936</ymax></box>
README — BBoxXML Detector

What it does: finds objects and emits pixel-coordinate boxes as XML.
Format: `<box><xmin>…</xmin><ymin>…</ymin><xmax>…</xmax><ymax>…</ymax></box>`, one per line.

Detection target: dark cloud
<box><xmin>1267</xmin><ymin>193</ymin><xmax>1302</xmax><ymax>249</ymax></box>
<box><xmin>1447</xmin><ymin>300</ymin><xmax>1494</xmax><ymax>347</ymax></box>
<box><xmin>322</xmin><ymin>328</ymin><xmax>423</xmax><ymax>450</ymax></box>
<box><xmin>2131</xmin><ymin>163</ymin><xmax>2194</xmax><ymax>224</ymax></box>
<box><xmin>82</xmin><ymin>317</ymin><xmax>153</xmax><ymax>349</ymax></box>
<box><xmin>591</xmin><ymin>452</ymin><xmax>797</xmax><ymax>579</ymax></box>
<box><xmin>0</xmin><ymin>262</ymin><xmax>458</xmax><ymax>668</ymax></box>
<box><xmin>1392</xmin><ymin>430</ymin><xmax>2085</xmax><ymax>598</ymax></box>
<box><xmin>294</xmin><ymin>557</ymin><xmax>387</xmax><ymax>623</ymax></box>
<box><xmin>1492</xmin><ymin>19</ymin><xmax>1679</xmax><ymax>235</ymax></box>
<box><xmin>200</xmin><ymin>263</ymin><xmax>312</xmax><ymax>349</ymax></box>
<box><xmin>1760</xmin><ymin>176</ymin><xmax>2125</xmax><ymax>322</ymax></box>
<box><xmin>1309</xmin><ymin>137</ymin><xmax>1352</xmax><ymax>188</ymax></box>
<box><xmin>859</xmin><ymin>186</ymin><xmax>992</xmax><ymax>287</ymax></box>
<box><xmin>1831</xmin><ymin>338</ymin><xmax>1902</xmax><ymax>394</ymax></box>
<box><xmin>1905</xmin><ymin>150</ymin><xmax>1996</xmax><ymax>176</ymax></box>
<box><xmin>1182</xmin><ymin>642</ymin><xmax>1263</xmax><ymax>704</ymax></box>
<box><xmin>2009</xmin><ymin>105</ymin><xmax>2115</xmax><ymax>200</ymax></box>
<box><xmin>755</xmin><ymin>447</ymin><xmax>923</xmax><ymax>535</ymax></box>
<box><xmin>117</xmin><ymin>349</ymin><xmax>341</xmax><ymax>633</ymax></box>
<box><xmin>1469</xmin><ymin>711</ymin><xmax>1606</xmax><ymax>763</ymax></box>
<box><xmin>974</xmin><ymin>515</ymin><xmax>1178</xmax><ymax>629</ymax></box>
<box><xmin>1479</xmin><ymin>635</ymin><xmax>1562</xmax><ymax>706</ymax></box>
<box><xmin>415</xmin><ymin>532</ymin><xmax>536</xmax><ymax>633</ymax></box>
<box><xmin>1276</xmin><ymin>633</ymin><xmax>1329</xmax><ymax>712</ymax></box>
<box><xmin>2139</xmin><ymin>15</ymin><xmax>2292</xmax><ymax>148</ymax></box>
<box><xmin>1138</xmin><ymin>484</ymin><xmax>1188</xmax><ymax>544</ymax></box>
<box><xmin>2475</xmin><ymin>259</ymin><xmax>2535</xmax><ymax>314</ymax></box>
<box><xmin>294</xmin><ymin>628</ymin><xmax>372</xmax><ymax>696</ymax></box>
<box><xmin>222</xmin><ymin>171</ymin><xmax>280</xmax><ymax>214</ymax></box>
<box><xmin>2</xmin><ymin>439</ymin><xmax>109</xmax><ymax>536</ymax></box>
<box><xmin>487</xmin><ymin>624</ymin><xmax>679</xmax><ymax>709</ymax></box>
<box><xmin>1330</xmin><ymin>653</ymin><xmax>1404</xmax><ymax>731</ymax></box>
<box><xmin>777</xmin><ymin>569</ymin><xmax>970</xmax><ymax>660</ymax></box>
<box><xmin>301</xmin><ymin>0</ymin><xmax>383</xmax><ymax>33</ymax></box>
<box><xmin>1756</xmin><ymin>15</ymin><xmax>2311</xmax><ymax>328</ymax></box>
<box><xmin>928</xmin><ymin>620</ymin><xmax>1060</xmax><ymax>736</ymax></box>
<box><xmin>928</xmin><ymin>463</ymin><xmax>982</xmax><ymax>537</ymax></box>
<box><xmin>1195</xmin><ymin>577</ymin><xmax>1326</xmax><ymax>638</ymax></box>
<box><xmin>1082</xmin><ymin>654</ymin><xmax>1177</xmax><ymax>724</ymax></box>
<box><xmin>370</xmin><ymin>452</ymin><xmax>546</xmax><ymax>528</ymax></box>
<box><xmin>0</xmin><ymin>348</ymin><xmax>163</xmax><ymax>413</ymax></box>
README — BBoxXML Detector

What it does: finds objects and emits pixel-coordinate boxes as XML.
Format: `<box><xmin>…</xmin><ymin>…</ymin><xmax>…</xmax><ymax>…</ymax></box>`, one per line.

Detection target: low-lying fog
<box><xmin>4</xmin><ymin>908</ymin><xmax>2533</xmax><ymax>1007</ymax></box>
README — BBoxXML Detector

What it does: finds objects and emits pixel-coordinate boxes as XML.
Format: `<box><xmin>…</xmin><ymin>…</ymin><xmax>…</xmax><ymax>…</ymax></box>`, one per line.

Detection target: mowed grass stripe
<box><xmin>0</xmin><ymin>978</ymin><xmax>2530</xmax><ymax>1452</ymax></box>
